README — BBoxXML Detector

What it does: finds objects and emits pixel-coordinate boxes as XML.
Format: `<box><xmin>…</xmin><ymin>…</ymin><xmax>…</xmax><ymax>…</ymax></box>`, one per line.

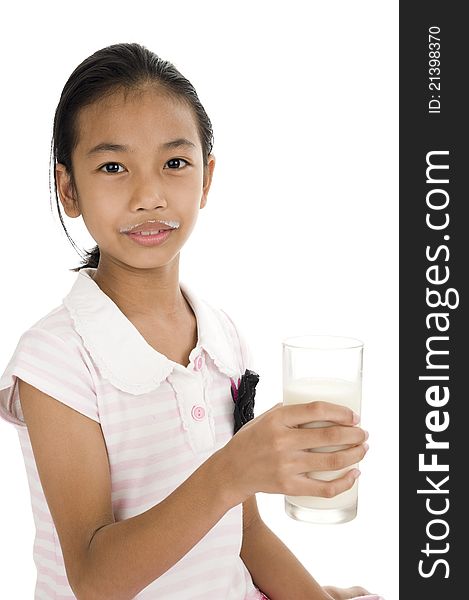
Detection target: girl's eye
<box><xmin>98</xmin><ymin>158</ymin><xmax>190</xmax><ymax>174</ymax></box>
<box><xmin>165</xmin><ymin>158</ymin><xmax>189</xmax><ymax>170</ymax></box>
<box><xmin>99</xmin><ymin>162</ymin><xmax>124</xmax><ymax>174</ymax></box>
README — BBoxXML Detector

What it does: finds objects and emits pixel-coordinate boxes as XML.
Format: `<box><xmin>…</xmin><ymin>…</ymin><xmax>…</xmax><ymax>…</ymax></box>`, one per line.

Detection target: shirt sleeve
<box><xmin>0</xmin><ymin>327</ymin><xmax>99</xmax><ymax>427</ymax></box>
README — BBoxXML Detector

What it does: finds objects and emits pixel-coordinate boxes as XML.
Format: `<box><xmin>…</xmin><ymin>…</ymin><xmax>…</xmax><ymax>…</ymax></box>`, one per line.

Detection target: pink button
<box><xmin>191</xmin><ymin>405</ymin><xmax>206</xmax><ymax>421</ymax></box>
<box><xmin>194</xmin><ymin>355</ymin><xmax>204</xmax><ymax>371</ymax></box>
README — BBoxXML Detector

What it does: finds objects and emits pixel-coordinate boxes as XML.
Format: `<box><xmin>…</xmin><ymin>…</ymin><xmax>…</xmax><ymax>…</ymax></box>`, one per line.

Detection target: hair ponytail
<box><xmin>77</xmin><ymin>246</ymin><xmax>100</xmax><ymax>271</ymax></box>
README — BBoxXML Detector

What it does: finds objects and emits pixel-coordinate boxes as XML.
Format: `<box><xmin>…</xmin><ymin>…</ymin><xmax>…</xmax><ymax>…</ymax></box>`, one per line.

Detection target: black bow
<box><xmin>230</xmin><ymin>369</ymin><xmax>260</xmax><ymax>434</ymax></box>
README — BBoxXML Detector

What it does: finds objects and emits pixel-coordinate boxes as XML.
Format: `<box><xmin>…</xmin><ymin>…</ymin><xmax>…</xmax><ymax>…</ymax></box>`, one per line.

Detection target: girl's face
<box><xmin>56</xmin><ymin>86</ymin><xmax>215</xmax><ymax>271</ymax></box>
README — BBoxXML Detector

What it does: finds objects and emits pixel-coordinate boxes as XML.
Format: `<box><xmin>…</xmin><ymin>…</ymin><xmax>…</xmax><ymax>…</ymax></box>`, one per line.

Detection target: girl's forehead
<box><xmin>89</xmin><ymin>86</ymin><xmax>178</xmax><ymax>112</ymax></box>
<box><xmin>75</xmin><ymin>88</ymin><xmax>200</xmax><ymax>152</ymax></box>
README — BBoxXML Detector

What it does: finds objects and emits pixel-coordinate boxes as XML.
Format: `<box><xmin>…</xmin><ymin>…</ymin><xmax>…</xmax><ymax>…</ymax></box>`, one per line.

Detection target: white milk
<box><xmin>283</xmin><ymin>377</ymin><xmax>362</xmax><ymax>510</ymax></box>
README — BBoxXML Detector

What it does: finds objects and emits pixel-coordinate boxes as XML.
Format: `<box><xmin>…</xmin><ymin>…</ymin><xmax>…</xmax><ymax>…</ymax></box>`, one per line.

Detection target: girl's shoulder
<box><xmin>26</xmin><ymin>301</ymin><xmax>86</xmax><ymax>345</ymax></box>
<box><xmin>179</xmin><ymin>280</ymin><xmax>256</xmax><ymax>377</ymax></box>
<box><xmin>215</xmin><ymin>306</ymin><xmax>256</xmax><ymax>375</ymax></box>
<box><xmin>10</xmin><ymin>299</ymin><xmax>92</xmax><ymax>368</ymax></box>
<box><xmin>0</xmin><ymin>303</ymin><xmax>98</xmax><ymax>428</ymax></box>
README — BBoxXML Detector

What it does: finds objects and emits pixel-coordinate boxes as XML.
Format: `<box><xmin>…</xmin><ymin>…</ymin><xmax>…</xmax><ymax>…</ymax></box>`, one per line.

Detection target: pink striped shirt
<box><xmin>0</xmin><ymin>267</ymin><xmax>263</xmax><ymax>599</ymax></box>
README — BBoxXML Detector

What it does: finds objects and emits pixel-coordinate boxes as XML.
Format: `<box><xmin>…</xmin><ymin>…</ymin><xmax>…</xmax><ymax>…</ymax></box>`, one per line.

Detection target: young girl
<box><xmin>0</xmin><ymin>43</ymin><xmax>380</xmax><ymax>600</ymax></box>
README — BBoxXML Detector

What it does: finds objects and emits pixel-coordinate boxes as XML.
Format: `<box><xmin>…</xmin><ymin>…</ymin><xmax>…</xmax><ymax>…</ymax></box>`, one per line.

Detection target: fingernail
<box><xmin>352</xmin><ymin>411</ymin><xmax>360</xmax><ymax>424</ymax></box>
<box><xmin>364</xmin><ymin>430</ymin><xmax>369</xmax><ymax>441</ymax></box>
<box><xmin>363</xmin><ymin>442</ymin><xmax>369</xmax><ymax>452</ymax></box>
<box><xmin>352</xmin><ymin>469</ymin><xmax>361</xmax><ymax>479</ymax></box>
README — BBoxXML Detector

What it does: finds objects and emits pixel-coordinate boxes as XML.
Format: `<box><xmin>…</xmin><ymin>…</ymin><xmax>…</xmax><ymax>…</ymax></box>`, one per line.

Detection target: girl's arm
<box><xmin>241</xmin><ymin>519</ymin><xmax>333</xmax><ymax>600</ymax></box>
<box><xmin>241</xmin><ymin>520</ymin><xmax>372</xmax><ymax>600</ymax></box>
<box><xmin>19</xmin><ymin>379</ymin><xmax>240</xmax><ymax>600</ymax></box>
<box><xmin>83</xmin><ymin>449</ymin><xmax>235</xmax><ymax>599</ymax></box>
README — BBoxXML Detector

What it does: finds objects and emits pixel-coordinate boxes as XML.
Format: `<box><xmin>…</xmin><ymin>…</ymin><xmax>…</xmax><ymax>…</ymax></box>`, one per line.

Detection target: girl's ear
<box><xmin>55</xmin><ymin>164</ymin><xmax>81</xmax><ymax>218</ymax></box>
<box><xmin>200</xmin><ymin>154</ymin><xmax>216</xmax><ymax>209</ymax></box>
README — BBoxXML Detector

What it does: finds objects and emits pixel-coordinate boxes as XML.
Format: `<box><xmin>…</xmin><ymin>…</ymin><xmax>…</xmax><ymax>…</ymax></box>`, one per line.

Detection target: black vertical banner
<box><xmin>400</xmin><ymin>3</ymin><xmax>465</xmax><ymax>597</ymax></box>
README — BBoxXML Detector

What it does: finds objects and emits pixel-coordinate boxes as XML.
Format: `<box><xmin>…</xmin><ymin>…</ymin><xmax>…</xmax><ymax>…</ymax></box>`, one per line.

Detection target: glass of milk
<box><xmin>282</xmin><ymin>335</ymin><xmax>364</xmax><ymax>524</ymax></box>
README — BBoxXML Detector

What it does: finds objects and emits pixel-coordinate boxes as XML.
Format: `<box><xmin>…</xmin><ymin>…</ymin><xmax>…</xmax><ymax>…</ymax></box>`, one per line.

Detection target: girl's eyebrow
<box><xmin>85</xmin><ymin>138</ymin><xmax>196</xmax><ymax>157</ymax></box>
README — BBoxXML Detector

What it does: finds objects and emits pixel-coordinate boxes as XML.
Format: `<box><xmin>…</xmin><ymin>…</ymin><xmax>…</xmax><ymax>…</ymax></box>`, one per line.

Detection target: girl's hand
<box><xmin>220</xmin><ymin>400</ymin><xmax>369</xmax><ymax>505</ymax></box>
<box><xmin>323</xmin><ymin>585</ymin><xmax>371</xmax><ymax>599</ymax></box>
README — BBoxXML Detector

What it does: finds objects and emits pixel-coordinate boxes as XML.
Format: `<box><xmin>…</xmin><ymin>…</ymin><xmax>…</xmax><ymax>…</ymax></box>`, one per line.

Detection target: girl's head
<box><xmin>52</xmin><ymin>42</ymin><xmax>215</xmax><ymax>272</ymax></box>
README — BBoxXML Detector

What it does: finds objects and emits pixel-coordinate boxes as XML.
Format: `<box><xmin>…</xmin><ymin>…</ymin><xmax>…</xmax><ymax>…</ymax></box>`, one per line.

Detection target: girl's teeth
<box><xmin>137</xmin><ymin>230</ymin><xmax>164</xmax><ymax>236</ymax></box>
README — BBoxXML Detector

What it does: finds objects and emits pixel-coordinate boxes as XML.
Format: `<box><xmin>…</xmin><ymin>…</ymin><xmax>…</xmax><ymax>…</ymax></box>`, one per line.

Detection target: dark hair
<box><xmin>49</xmin><ymin>42</ymin><xmax>214</xmax><ymax>272</ymax></box>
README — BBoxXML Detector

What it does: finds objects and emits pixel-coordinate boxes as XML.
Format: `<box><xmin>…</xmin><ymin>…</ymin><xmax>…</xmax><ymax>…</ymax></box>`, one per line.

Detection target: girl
<box><xmin>0</xmin><ymin>43</ymin><xmax>379</xmax><ymax>600</ymax></box>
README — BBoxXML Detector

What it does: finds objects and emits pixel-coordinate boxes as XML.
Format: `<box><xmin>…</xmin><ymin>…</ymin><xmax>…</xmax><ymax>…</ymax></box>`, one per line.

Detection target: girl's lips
<box><xmin>124</xmin><ymin>229</ymin><xmax>173</xmax><ymax>247</ymax></box>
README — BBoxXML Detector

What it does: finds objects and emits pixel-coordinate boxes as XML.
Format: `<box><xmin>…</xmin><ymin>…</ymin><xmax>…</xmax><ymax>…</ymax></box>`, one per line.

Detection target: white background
<box><xmin>0</xmin><ymin>1</ymin><xmax>398</xmax><ymax>598</ymax></box>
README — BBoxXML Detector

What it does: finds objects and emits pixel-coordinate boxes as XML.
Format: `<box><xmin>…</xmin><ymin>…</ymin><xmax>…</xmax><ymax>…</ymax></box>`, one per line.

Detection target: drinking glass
<box><xmin>282</xmin><ymin>335</ymin><xmax>364</xmax><ymax>524</ymax></box>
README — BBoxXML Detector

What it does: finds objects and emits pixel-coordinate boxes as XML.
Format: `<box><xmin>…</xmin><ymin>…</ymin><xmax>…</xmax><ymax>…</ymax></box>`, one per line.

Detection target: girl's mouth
<box><xmin>124</xmin><ymin>229</ymin><xmax>173</xmax><ymax>247</ymax></box>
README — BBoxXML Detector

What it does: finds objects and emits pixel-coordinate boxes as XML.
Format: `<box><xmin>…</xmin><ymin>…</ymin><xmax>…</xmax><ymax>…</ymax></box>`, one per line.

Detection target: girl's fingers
<box><xmin>293</xmin><ymin>467</ymin><xmax>361</xmax><ymax>498</ymax></box>
<box><xmin>323</xmin><ymin>586</ymin><xmax>371</xmax><ymax>600</ymax></box>
<box><xmin>298</xmin><ymin>441</ymin><xmax>369</xmax><ymax>472</ymax></box>
<box><xmin>289</xmin><ymin>424</ymin><xmax>368</xmax><ymax>450</ymax></box>
<box><xmin>280</xmin><ymin>400</ymin><xmax>359</xmax><ymax>428</ymax></box>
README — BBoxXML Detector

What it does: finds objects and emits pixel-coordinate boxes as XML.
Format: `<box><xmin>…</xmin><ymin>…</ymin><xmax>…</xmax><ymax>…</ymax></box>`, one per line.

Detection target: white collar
<box><xmin>62</xmin><ymin>268</ymin><xmax>240</xmax><ymax>394</ymax></box>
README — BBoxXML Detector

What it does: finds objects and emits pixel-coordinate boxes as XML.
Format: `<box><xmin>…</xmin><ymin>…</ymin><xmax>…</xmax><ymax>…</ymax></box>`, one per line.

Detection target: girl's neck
<box><xmin>91</xmin><ymin>259</ymin><xmax>188</xmax><ymax>322</ymax></box>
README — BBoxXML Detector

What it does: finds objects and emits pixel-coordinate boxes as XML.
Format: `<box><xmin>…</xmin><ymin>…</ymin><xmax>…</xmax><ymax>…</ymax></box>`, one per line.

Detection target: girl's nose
<box><xmin>129</xmin><ymin>180</ymin><xmax>168</xmax><ymax>211</ymax></box>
